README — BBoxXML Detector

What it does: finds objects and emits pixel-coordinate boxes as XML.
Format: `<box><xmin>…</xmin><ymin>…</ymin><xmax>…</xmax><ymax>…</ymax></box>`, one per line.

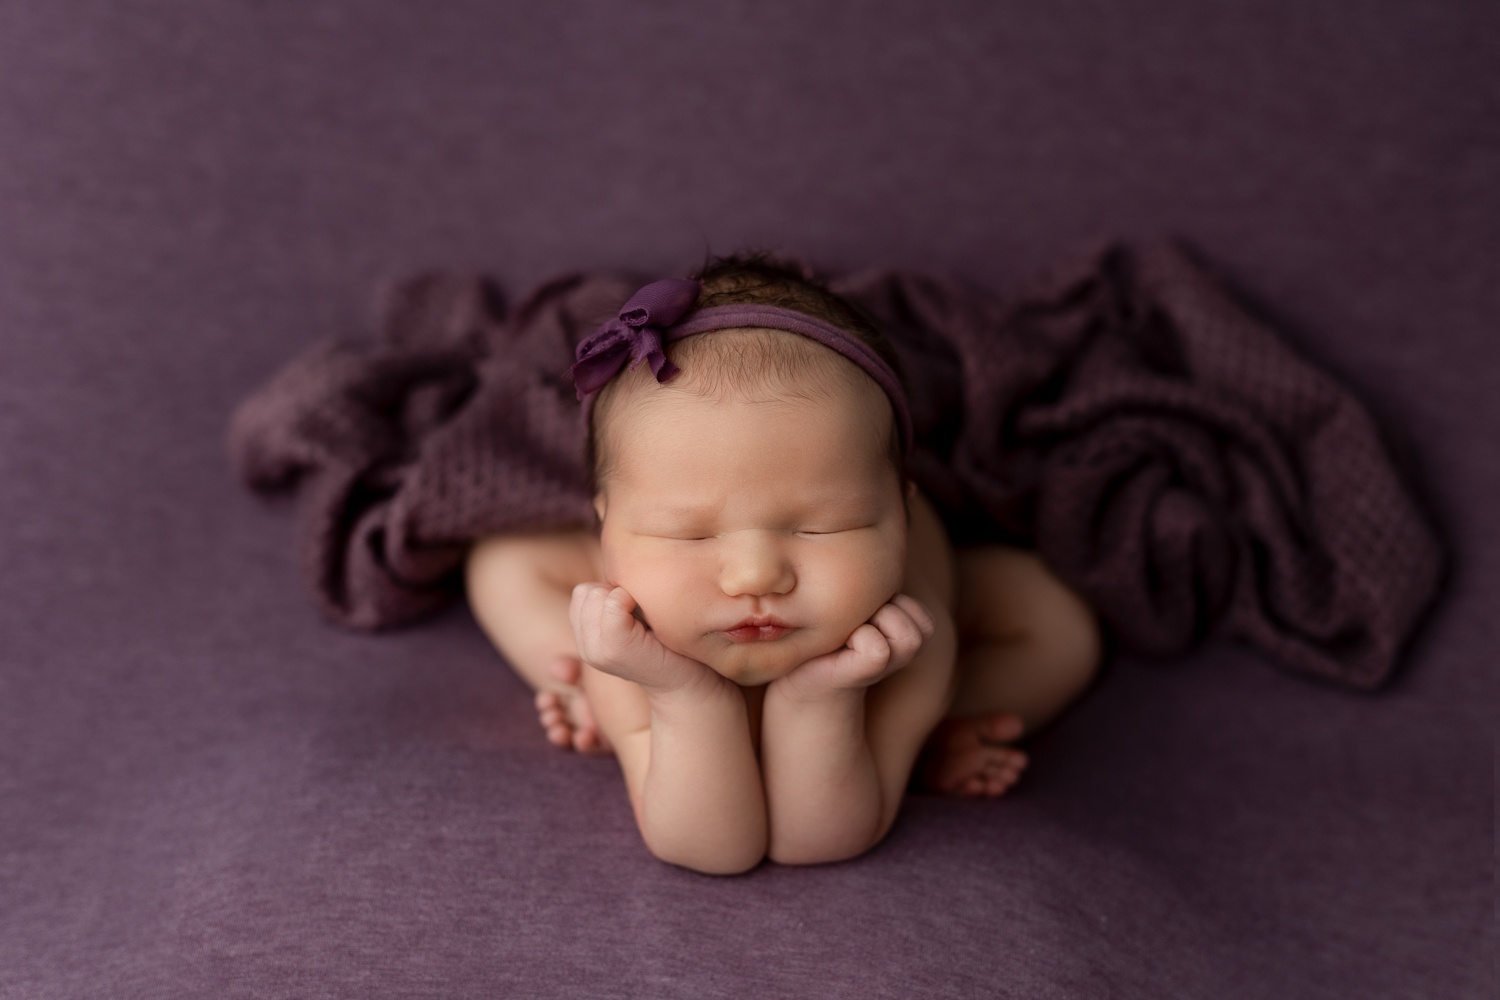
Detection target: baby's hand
<box><xmin>570</xmin><ymin>583</ymin><xmax>712</xmax><ymax>696</ymax></box>
<box><xmin>775</xmin><ymin>595</ymin><xmax>936</xmax><ymax>701</ymax></box>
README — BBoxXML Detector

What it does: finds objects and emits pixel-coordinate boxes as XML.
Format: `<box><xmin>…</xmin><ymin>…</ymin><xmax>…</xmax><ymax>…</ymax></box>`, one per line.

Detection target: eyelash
<box><xmin>659</xmin><ymin>525</ymin><xmax>870</xmax><ymax>541</ymax></box>
<box><xmin>664</xmin><ymin>531</ymin><xmax>835</xmax><ymax>540</ymax></box>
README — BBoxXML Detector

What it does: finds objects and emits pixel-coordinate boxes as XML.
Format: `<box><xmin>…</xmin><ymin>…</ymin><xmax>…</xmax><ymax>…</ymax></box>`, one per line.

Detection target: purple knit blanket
<box><xmin>229</xmin><ymin>243</ymin><xmax>1443</xmax><ymax>689</ymax></box>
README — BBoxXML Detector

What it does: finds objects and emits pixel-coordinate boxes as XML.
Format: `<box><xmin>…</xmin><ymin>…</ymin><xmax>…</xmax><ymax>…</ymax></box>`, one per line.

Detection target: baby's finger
<box><xmin>569</xmin><ymin>583</ymin><xmax>602</xmax><ymax>632</ymax></box>
<box><xmin>570</xmin><ymin>583</ymin><xmax>613</xmax><ymax>660</ymax></box>
<box><xmin>870</xmin><ymin>602</ymin><xmax>927</xmax><ymax>668</ymax></box>
<box><xmin>601</xmin><ymin>587</ymin><xmax>639</xmax><ymax>630</ymax></box>
<box><xmin>890</xmin><ymin>594</ymin><xmax>936</xmax><ymax>640</ymax></box>
<box><xmin>573</xmin><ymin>584</ymin><xmax>648</xmax><ymax>672</ymax></box>
<box><xmin>844</xmin><ymin>622</ymin><xmax>891</xmax><ymax>664</ymax></box>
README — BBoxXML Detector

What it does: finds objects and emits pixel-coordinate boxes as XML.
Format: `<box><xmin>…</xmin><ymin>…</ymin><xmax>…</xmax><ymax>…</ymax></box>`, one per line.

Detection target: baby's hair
<box><xmin>692</xmin><ymin>253</ymin><xmax>904</xmax><ymax>380</ymax></box>
<box><xmin>588</xmin><ymin>253</ymin><xmax>908</xmax><ymax>491</ymax></box>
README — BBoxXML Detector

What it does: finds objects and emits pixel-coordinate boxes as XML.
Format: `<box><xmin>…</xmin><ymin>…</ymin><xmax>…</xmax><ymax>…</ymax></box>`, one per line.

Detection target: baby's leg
<box><xmin>950</xmin><ymin>546</ymin><xmax>1100</xmax><ymax>729</ymax></box>
<box><xmin>465</xmin><ymin>529</ymin><xmax>609</xmax><ymax>752</ymax></box>
<box><xmin>925</xmin><ymin>546</ymin><xmax>1100</xmax><ymax>796</ymax></box>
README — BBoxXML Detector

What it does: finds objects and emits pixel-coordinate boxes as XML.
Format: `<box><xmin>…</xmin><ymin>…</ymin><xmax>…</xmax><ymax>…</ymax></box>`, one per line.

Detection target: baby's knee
<box><xmin>467</xmin><ymin>529</ymin><xmax>599</xmax><ymax>592</ymax></box>
<box><xmin>468</xmin><ymin>531</ymin><xmax>555</xmax><ymax>575</ymax></box>
<box><xmin>1052</xmin><ymin>609</ymin><xmax>1102</xmax><ymax>690</ymax></box>
<box><xmin>1021</xmin><ymin>562</ymin><xmax>1102</xmax><ymax>690</ymax></box>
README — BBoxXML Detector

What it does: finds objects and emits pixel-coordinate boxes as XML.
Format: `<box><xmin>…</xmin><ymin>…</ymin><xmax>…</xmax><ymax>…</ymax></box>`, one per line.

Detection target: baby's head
<box><xmin>584</xmin><ymin>256</ymin><xmax>911</xmax><ymax>686</ymax></box>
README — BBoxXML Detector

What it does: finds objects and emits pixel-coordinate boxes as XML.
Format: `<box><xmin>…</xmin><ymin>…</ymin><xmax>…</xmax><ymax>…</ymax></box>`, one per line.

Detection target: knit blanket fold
<box><xmin>229</xmin><ymin>243</ymin><xmax>1443</xmax><ymax>689</ymax></box>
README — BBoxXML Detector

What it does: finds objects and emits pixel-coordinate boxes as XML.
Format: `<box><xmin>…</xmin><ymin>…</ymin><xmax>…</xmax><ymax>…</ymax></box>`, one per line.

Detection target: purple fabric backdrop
<box><xmin>0</xmin><ymin>2</ymin><xmax>1492</xmax><ymax>997</ymax></box>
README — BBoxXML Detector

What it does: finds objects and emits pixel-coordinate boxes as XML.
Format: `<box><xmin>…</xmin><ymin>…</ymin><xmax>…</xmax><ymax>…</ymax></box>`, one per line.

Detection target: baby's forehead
<box><xmin>608</xmin><ymin>387</ymin><xmax>896</xmax><ymax>496</ymax></box>
<box><xmin>593</xmin><ymin>327</ymin><xmax>900</xmax><ymax>489</ymax></box>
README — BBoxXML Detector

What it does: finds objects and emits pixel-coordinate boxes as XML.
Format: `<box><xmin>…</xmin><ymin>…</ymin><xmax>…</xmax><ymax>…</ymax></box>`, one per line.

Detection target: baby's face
<box><xmin>595</xmin><ymin>378</ymin><xmax>906</xmax><ymax>687</ymax></box>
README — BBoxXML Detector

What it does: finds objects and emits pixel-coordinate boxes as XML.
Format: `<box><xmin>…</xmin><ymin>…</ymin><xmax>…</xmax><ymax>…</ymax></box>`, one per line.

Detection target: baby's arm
<box><xmin>571</xmin><ymin>584</ymin><xmax>767</xmax><ymax>875</ymax></box>
<box><xmin>759</xmin><ymin>594</ymin><xmax>950</xmax><ymax>865</ymax></box>
<box><xmin>759</xmin><ymin>489</ymin><xmax>958</xmax><ymax>865</ymax></box>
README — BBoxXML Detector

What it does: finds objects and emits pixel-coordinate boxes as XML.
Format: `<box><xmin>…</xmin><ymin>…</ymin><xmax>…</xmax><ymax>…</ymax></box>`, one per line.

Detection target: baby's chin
<box><xmin>707</xmin><ymin>658</ymin><xmax>795</xmax><ymax>688</ymax></box>
<box><xmin>692</xmin><ymin>633</ymin><xmax>842</xmax><ymax>688</ymax></box>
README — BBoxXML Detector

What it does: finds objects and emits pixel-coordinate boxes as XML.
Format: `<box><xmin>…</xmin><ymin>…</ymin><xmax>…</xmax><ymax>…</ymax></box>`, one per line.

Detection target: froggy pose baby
<box><xmin>466</xmin><ymin>257</ymin><xmax>1100</xmax><ymax>874</ymax></box>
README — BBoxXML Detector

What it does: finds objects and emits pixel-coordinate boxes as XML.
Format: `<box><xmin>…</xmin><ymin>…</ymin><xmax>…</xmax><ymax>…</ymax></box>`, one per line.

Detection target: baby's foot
<box><xmin>921</xmin><ymin>712</ymin><xmax>1028</xmax><ymax>797</ymax></box>
<box><xmin>533</xmin><ymin>656</ymin><xmax>612</xmax><ymax>754</ymax></box>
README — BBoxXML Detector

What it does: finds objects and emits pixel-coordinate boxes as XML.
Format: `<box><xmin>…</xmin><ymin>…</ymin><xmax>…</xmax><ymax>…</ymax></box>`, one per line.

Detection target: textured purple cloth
<box><xmin>229</xmin><ymin>242</ymin><xmax>1441</xmax><ymax>688</ymax></box>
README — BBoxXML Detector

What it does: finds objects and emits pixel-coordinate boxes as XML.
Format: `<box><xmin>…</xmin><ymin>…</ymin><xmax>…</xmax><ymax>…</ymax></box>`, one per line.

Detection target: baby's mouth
<box><xmin>721</xmin><ymin>616</ymin><xmax>794</xmax><ymax>643</ymax></box>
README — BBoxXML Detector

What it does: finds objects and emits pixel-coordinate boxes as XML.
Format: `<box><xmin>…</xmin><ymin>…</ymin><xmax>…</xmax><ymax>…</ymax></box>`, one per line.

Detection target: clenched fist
<box><xmin>772</xmin><ymin>594</ymin><xmax>935</xmax><ymax>702</ymax></box>
<box><xmin>569</xmin><ymin>583</ymin><xmax>715</xmax><ymax>695</ymax></box>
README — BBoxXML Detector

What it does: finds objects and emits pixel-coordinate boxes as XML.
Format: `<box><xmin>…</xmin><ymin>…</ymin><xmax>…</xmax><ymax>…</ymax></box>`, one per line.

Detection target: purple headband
<box><xmin>569</xmin><ymin>278</ymin><xmax>914</xmax><ymax>450</ymax></box>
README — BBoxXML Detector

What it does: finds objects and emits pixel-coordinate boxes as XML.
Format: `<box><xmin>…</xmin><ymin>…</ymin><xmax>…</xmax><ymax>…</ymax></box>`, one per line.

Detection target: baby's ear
<box><xmin>593</xmin><ymin>494</ymin><xmax>607</xmax><ymax>523</ymax></box>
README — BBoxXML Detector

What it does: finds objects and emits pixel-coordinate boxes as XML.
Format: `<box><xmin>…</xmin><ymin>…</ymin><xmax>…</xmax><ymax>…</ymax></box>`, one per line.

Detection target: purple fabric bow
<box><xmin>568</xmin><ymin>278</ymin><xmax>701</xmax><ymax>398</ymax></box>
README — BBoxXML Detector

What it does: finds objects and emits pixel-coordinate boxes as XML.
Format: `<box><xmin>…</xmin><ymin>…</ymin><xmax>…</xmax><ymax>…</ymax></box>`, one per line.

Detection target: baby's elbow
<box><xmin>766</xmin><ymin>840</ymin><xmax>874</xmax><ymax>867</ymax></box>
<box><xmin>766</xmin><ymin>819</ymin><xmax>887</xmax><ymax>867</ymax></box>
<box><xmin>645</xmin><ymin>832</ymin><xmax>765</xmax><ymax>876</ymax></box>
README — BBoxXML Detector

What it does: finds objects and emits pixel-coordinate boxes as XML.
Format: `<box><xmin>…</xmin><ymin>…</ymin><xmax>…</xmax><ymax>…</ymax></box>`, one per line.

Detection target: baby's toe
<box><xmin>932</xmin><ymin>748</ymin><xmax>985</xmax><ymax>796</ymax></box>
<box><xmin>967</xmin><ymin>747</ymin><xmax>1028</xmax><ymax>797</ymax></box>
<box><xmin>996</xmin><ymin>755</ymin><xmax>1028</xmax><ymax>791</ymax></box>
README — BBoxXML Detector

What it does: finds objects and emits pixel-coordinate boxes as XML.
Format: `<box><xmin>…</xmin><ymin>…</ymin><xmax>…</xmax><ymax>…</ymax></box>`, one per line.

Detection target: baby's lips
<box><xmin>718</xmin><ymin>614</ymin><xmax>796</xmax><ymax>643</ymax></box>
<box><xmin>722</xmin><ymin>623</ymin><xmax>793</xmax><ymax>643</ymax></box>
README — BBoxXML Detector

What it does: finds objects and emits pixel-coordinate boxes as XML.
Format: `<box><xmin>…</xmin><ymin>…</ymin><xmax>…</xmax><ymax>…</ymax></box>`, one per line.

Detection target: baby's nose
<box><xmin>718</xmin><ymin>532</ymin><xmax>795</xmax><ymax>597</ymax></box>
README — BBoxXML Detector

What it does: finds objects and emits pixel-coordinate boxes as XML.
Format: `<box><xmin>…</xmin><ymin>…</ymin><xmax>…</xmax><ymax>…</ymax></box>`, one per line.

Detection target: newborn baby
<box><xmin>467</xmin><ymin>256</ymin><xmax>1099</xmax><ymax>873</ymax></box>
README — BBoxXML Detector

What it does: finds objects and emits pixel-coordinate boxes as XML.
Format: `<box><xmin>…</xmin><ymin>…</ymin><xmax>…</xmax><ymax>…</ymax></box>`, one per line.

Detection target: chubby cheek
<box><xmin>806</xmin><ymin>540</ymin><xmax>906</xmax><ymax>638</ymax></box>
<box><xmin>599</xmin><ymin>537</ymin><xmax>709</xmax><ymax>651</ymax></box>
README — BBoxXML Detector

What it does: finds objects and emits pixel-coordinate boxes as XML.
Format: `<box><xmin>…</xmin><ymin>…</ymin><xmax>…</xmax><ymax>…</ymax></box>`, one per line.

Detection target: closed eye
<box><xmin>796</xmin><ymin>525</ymin><xmax>872</xmax><ymax>537</ymax></box>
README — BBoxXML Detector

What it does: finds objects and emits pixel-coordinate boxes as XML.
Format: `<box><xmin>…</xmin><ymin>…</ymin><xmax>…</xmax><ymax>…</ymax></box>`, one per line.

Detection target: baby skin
<box><xmin>467</xmin><ymin>330</ymin><xmax>1099</xmax><ymax>873</ymax></box>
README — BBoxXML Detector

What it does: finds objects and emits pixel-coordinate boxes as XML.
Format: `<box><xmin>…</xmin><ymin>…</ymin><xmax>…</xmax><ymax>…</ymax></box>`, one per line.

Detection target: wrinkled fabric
<box><xmin>568</xmin><ymin>277</ymin><xmax>699</xmax><ymax>395</ymax></box>
<box><xmin>229</xmin><ymin>242</ymin><xmax>1444</xmax><ymax>688</ymax></box>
